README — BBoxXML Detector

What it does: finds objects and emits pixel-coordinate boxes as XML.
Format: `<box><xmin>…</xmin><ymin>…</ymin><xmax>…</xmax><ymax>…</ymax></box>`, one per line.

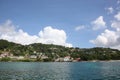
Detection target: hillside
<box><xmin>0</xmin><ymin>39</ymin><xmax>120</xmax><ymax>62</ymax></box>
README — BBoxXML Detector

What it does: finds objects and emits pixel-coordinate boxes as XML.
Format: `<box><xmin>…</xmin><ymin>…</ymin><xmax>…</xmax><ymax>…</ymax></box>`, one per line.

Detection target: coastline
<box><xmin>1</xmin><ymin>60</ymin><xmax>120</xmax><ymax>62</ymax></box>
<box><xmin>82</xmin><ymin>60</ymin><xmax>120</xmax><ymax>62</ymax></box>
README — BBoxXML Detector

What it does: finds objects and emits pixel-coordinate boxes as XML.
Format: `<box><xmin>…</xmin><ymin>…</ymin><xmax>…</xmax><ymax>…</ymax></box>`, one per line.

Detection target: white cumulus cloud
<box><xmin>111</xmin><ymin>21</ymin><xmax>120</xmax><ymax>31</ymax></box>
<box><xmin>90</xmin><ymin>29</ymin><xmax>119</xmax><ymax>47</ymax></box>
<box><xmin>90</xmin><ymin>12</ymin><xmax>120</xmax><ymax>50</ymax></box>
<box><xmin>75</xmin><ymin>25</ymin><xmax>85</xmax><ymax>31</ymax></box>
<box><xmin>114</xmin><ymin>12</ymin><xmax>120</xmax><ymax>21</ymax></box>
<box><xmin>91</xmin><ymin>16</ymin><xmax>106</xmax><ymax>30</ymax></box>
<box><xmin>0</xmin><ymin>20</ymin><xmax>72</xmax><ymax>47</ymax></box>
<box><xmin>0</xmin><ymin>20</ymin><xmax>15</xmax><ymax>34</ymax></box>
<box><xmin>38</xmin><ymin>26</ymin><xmax>72</xmax><ymax>47</ymax></box>
<box><xmin>105</xmin><ymin>7</ymin><xmax>114</xmax><ymax>14</ymax></box>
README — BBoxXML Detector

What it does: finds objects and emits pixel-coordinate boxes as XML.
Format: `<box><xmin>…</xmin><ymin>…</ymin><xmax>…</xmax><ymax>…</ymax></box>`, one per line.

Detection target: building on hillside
<box><xmin>0</xmin><ymin>52</ymin><xmax>13</xmax><ymax>58</ymax></box>
<box><xmin>17</xmin><ymin>56</ymin><xmax>24</xmax><ymax>59</ymax></box>
<box><xmin>55</xmin><ymin>58</ymin><xmax>64</xmax><ymax>62</ymax></box>
<box><xmin>30</xmin><ymin>55</ymin><xmax>37</xmax><ymax>59</ymax></box>
<box><xmin>41</xmin><ymin>55</ymin><xmax>48</xmax><ymax>59</ymax></box>
<box><xmin>9</xmin><ymin>56</ymin><xmax>24</xmax><ymax>60</ymax></box>
<box><xmin>64</xmin><ymin>56</ymin><xmax>71</xmax><ymax>62</ymax></box>
<box><xmin>73</xmin><ymin>58</ymin><xmax>81</xmax><ymax>62</ymax></box>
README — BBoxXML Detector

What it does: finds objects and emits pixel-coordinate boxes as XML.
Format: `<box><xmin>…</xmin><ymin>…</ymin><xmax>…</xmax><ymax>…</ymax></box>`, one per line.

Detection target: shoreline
<box><xmin>1</xmin><ymin>60</ymin><xmax>120</xmax><ymax>62</ymax></box>
<box><xmin>81</xmin><ymin>60</ymin><xmax>120</xmax><ymax>62</ymax></box>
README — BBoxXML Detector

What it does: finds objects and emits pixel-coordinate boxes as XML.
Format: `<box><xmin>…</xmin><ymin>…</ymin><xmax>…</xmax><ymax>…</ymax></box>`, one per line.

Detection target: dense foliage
<box><xmin>0</xmin><ymin>39</ymin><xmax>120</xmax><ymax>61</ymax></box>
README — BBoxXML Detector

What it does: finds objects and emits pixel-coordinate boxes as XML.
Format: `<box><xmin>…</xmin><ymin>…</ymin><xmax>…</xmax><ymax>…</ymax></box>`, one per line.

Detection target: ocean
<box><xmin>0</xmin><ymin>61</ymin><xmax>120</xmax><ymax>80</ymax></box>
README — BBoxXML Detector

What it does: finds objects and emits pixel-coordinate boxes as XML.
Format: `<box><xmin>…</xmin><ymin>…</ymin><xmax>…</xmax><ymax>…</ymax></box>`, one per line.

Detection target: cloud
<box><xmin>0</xmin><ymin>20</ymin><xmax>72</xmax><ymax>47</ymax></box>
<box><xmin>90</xmin><ymin>12</ymin><xmax>120</xmax><ymax>50</ymax></box>
<box><xmin>38</xmin><ymin>26</ymin><xmax>72</xmax><ymax>47</ymax></box>
<box><xmin>0</xmin><ymin>20</ymin><xmax>15</xmax><ymax>34</ymax></box>
<box><xmin>90</xmin><ymin>29</ymin><xmax>119</xmax><ymax>47</ymax></box>
<box><xmin>114</xmin><ymin>12</ymin><xmax>120</xmax><ymax>21</ymax></box>
<box><xmin>75</xmin><ymin>25</ymin><xmax>85</xmax><ymax>31</ymax></box>
<box><xmin>0</xmin><ymin>20</ymin><xmax>38</xmax><ymax>45</ymax></box>
<box><xmin>105</xmin><ymin>7</ymin><xmax>114</xmax><ymax>14</ymax></box>
<box><xmin>91</xmin><ymin>1</ymin><xmax>120</xmax><ymax>50</ymax></box>
<box><xmin>90</xmin><ymin>29</ymin><xmax>120</xmax><ymax>50</ymax></box>
<box><xmin>117</xmin><ymin>0</ymin><xmax>120</xmax><ymax>4</ymax></box>
<box><xmin>111</xmin><ymin>21</ymin><xmax>120</xmax><ymax>31</ymax></box>
<box><xmin>91</xmin><ymin>16</ymin><xmax>106</xmax><ymax>30</ymax></box>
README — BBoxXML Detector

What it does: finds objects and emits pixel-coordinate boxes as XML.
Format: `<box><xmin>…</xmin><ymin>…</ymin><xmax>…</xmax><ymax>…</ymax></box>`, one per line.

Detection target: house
<box><xmin>30</xmin><ymin>55</ymin><xmax>37</xmax><ymax>59</ymax></box>
<box><xmin>0</xmin><ymin>52</ymin><xmax>11</xmax><ymax>58</ymax></box>
<box><xmin>73</xmin><ymin>58</ymin><xmax>81</xmax><ymax>62</ymax></box>
<box><xmin>55</xmin><ymin>58</ymin><xmax>64</xmax><ymax>62</ymax></box>
<box><xmin>41</xmin><ymin>55</ymin><xmax>48</xmax><ymax>59</ymax></box>
<box><xmin>76</xmin><ymin>58</ymin><xmax>81</xmax><ymax>61</ymax></box>
<box><xmin>18</xmin><ymin>56</ymin><xmax>24</xmax><ymax>59</ymax></box>
<box><xmin>10</xmin><ymin>56</ymin><xmax>24</xmax><ymax>60</ymax></box>
<box><xmin>64</xmin><ymin>56</ymin><xmax>71</xmax><ymax>62</ymax></box>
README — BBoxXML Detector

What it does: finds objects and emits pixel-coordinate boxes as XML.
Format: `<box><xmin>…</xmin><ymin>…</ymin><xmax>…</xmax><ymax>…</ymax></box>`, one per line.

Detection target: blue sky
<box><xmin>0</xmin><ymin>0</ymin><xmax>120</xmax><ymax>49</ymax></box>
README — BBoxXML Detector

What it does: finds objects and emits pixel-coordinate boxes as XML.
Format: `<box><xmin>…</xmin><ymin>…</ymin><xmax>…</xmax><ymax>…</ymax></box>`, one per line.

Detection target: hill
<box><xmin>0</xmin><ymin>39</ymin><xmax>120</xmax><ymax>62</ymax></box>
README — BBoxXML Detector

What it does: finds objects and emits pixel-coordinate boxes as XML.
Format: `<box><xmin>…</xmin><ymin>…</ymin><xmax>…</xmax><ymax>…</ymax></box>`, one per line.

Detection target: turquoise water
<box><xmin>0</xmin><ymin>62</ymin><xmax>120</xmax><ymax>80</ymax></box>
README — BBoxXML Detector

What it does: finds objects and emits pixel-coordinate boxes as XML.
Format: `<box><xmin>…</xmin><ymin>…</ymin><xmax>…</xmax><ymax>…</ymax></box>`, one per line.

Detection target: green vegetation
<box><xmin>0</xmin><ymin>57</ymin><xmax>11</xmax><ymax>62</ymax></box>
<box><xmin>0</xmin><ymin>39</ymin><xmax>120</xmax><ymax>62</ymax></box>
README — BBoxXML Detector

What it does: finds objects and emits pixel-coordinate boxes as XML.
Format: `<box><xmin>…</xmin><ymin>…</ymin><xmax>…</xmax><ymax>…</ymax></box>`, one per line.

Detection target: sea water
<box><xmin>0</xmin><ymin>61</ymin><xmax>120</xmax><ymax>80</ymax></box>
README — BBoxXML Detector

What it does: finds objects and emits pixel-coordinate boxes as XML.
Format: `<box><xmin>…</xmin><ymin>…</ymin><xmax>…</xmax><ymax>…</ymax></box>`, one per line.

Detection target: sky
<box><xmin>0</xmin><ymin>0</ymin><xmax>120</xmax><ymax>49</ymax></box>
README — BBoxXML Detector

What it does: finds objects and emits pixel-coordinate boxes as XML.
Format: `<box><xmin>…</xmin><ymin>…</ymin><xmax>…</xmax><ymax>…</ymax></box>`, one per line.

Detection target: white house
<box><xmin>30</xmin><ymin>55</ymin><xmax>37</xmax><ymax>59</ymax></box>
<box><xmin>41</xmin><ymin>55</ymin><xmax>48</xmax><ymax>59</ymax></box>
<box><xmin>55</xmin><ymin>58</ymin><xmax>64</xmax><ymax>62</ymax></box>
<box><xmin>0</xmin><ymin>52</ymin><xmax>12</xmax><ymax>58</ymax></box>
<box><xmin>64</xmin><ymin>56</ymin><xmax>71</xmax><ymax>62</ymax></box>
